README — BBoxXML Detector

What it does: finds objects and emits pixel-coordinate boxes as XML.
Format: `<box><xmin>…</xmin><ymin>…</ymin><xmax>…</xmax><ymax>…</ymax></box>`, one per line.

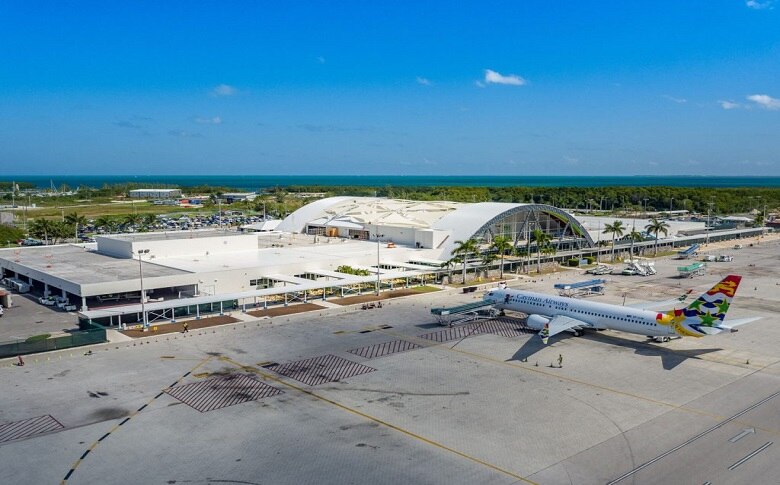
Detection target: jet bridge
<box><xmin>677</xmin><ymin>244</ymin><xmax>700</xmax><ymax>259</ymax></box>
<box><xmin>553</xmin><ymin>278</ymin><xmax>607</xmax><ymax>297</ymax></box>
<box><xmin>430</xmin><ymin>301</ymin><xmax>497</xmax><ymax>326</ymax></box>
<box><xmin>677</xmin><ymin>262</ymin><xmax>707</xmax><ymax>278</ymax></box>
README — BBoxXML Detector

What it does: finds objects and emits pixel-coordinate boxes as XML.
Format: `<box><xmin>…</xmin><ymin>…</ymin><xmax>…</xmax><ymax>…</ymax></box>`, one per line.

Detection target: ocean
<box><xmin>2</xmin><ymin>175</ymin><xmax>779</xmax><ymax>190</ymax></box>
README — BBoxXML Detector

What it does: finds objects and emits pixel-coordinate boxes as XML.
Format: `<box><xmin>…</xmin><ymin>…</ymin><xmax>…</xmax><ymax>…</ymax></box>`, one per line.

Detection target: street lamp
<box><xmin>374</xmin><ymin>231</ymin><xmax>384</xmax><ymax>295</ymax></box>
<box><xmin>706</xmin><ymin>198</ymin><xmax>715</xmax><ymax>245</ymax></box>
<box><xmin>642</xmin><ymin>198</ymin><xmax>649</xmax><ymax>217</ymax></box>
<box><xmin>669</xmin><ymin>197</ymin><xmax>674</xmax><ymax>215</ymax></box>
<box><xmin>136</xmin><ymin>249</ymin><xmax>150</xmax><ymax>331</ymax></box>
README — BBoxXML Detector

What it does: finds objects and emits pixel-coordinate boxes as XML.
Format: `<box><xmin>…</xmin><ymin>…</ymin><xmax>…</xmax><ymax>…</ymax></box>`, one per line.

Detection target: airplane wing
<box><xmin>541</xmin><ymin>315</ymin><xmax>589</xmax><ymax>344</ymax></box>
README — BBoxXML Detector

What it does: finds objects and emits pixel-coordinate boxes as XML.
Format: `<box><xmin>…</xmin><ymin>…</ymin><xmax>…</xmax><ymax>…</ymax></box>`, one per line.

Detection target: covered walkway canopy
<box><xmin>79</xmin><ymin>267</ymin><xmax>443</xmax><ymax>326</ymax></box>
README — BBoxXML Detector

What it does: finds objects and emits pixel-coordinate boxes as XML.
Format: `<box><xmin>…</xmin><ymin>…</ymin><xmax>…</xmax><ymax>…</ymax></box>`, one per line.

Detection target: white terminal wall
<box><xmin>95</xmin><ymin>234</ymin><xmax>260</xmax><ymax>260</ymax></box>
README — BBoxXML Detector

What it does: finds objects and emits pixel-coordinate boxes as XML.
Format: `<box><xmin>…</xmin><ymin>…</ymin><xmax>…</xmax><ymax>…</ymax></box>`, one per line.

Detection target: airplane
<box><xmin>483</xmin><ymin>275</ymin><xmax>759</xmax><ymax>344</ymax></box>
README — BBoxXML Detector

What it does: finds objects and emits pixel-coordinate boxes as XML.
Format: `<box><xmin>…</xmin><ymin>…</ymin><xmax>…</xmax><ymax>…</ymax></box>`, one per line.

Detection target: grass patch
<box><xmin>409</xmin><ymin>285</ymin><xmax>441</xmax><ymax>293</ymax></box>
<box><xmin>25</xmin><ymin>333</ymin><xmax>51</xmax><ymax>343</ymax></box>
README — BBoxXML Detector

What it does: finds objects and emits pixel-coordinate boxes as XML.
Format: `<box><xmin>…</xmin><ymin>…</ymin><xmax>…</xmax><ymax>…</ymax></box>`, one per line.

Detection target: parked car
<box><xmin>20</xmin><ymin>238</ymin><xmax>44</xmax><ymax>246</ymax></box>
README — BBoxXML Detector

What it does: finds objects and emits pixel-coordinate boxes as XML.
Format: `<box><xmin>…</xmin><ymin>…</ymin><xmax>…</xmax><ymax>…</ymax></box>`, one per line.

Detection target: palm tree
<box><xmin>490</xmin><ymin>235</ymin><xmax>513</xmax><ymax>278</ymax></box>
<box><xmin>123</xmin><ymin>213</ymin><xmax>142</xmax><ymax>230</ymax></box>
<box><xmin>28</xmin><ymin>218</ymin><xmax>55</xmax><ymax>244</ymax></box>
<box><xmin>64</xmin><ymin>212</ymin><xmax>87</xmax><ymax>241</ymax></box>
<box><xmin>531</xmin><ymin>228</ymin><xmax>552</xmax><ymax>274</ymax></box>
<box><xmin>627</xmin><ymin>227</ymin><xmax>643</xmax><ymax>260</ymax></box>
<box><xmin>603</xmin><ymin>220</ymin><xmax>625</xmax><ymax>262</ymax></box>
<box><xmin>480</xmin><ymin>251</ymin><xmax>498</xmax><ymax>280</ymax></box>
<box><xmin>451</xmin><ymin>238</ymin><xmax>479</xmax><ymax>284</ymax></box>
<box><xmin>753</xmin><ymin>212</ymin><xmax>764</xmax><ymax>227</ymax></box>
<box><xmin>141</xmin><ymin>213</ymin><xmax>158</xmax><ymax>231</ymax></box>
<box><xmin>644</xmin><ymin>217</ymin><xmax>670</xmax><ymax>256</ymax></box>
<box><xmin>94</xmin><ymin>216</ymin><xmax>113</xmax><ymax>233</ymax></box>
<box><xmin>439</xmin><ymin>258</ymin><xmax>457</xmax><ymax>285</ymax></box>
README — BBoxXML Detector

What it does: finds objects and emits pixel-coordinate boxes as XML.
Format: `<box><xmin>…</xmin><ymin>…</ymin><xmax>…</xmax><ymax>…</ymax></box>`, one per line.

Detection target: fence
<box><xmin>0</xmin><ymin>323</ymin><xmax>107</xmax><ymax>359</ymax></box>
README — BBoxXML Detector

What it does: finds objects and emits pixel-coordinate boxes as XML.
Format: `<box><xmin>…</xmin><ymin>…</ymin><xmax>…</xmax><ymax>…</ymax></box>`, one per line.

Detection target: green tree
<box><xmin>644</xmin><ymin>217</ymin><xmax>670</xmax><ymax>256</ymax></box>
<box><xmin>480</xmin><ymin>251</ymin><xmax>498</xmax><ymax>279</ymax></box>
<box><xmin>94</xmin><ymin>216</ymin><xmax>113</xmax><ymax>233</ymax></box>
<box><xmin>123</xmin><ymin>213</ymin><xmax>142</xmax><ymax>229</ymax></box>
<box><xmin>490</xmin><ymin>235</ymin><xmax>513</xmax><ymax>278</ymax></box>
<box><xmin>627</xmin><ymin>227</ymin><xmax>643</xmax><ymax>259</ymax></box>
<box><xmin>531</xmin><ymin>229</ymin><xmax>552</xmax><ymax>274</ymax></box>
<box><xmin>64</xmin><ymin>212</ymin><xmax>87</xmax><ymax>241</ymax></box>
<box><xmin>142</xmin><ymin>213</ymin><xmax>158</xmax><ymax>230</ymax></box>
<box><xmin>28</xmin><ymin>218</ymin><xmax>55</xmax><ymax>244</ymax></box>
<box><xmin>451</xmin><ymin>238</ymin><xmax>479</xmax><ymax>284</ymax></box>
<box><xmin>603</xmin><ymin>220</ymin><xmax>625</xmax><ymax>262</ymax></box>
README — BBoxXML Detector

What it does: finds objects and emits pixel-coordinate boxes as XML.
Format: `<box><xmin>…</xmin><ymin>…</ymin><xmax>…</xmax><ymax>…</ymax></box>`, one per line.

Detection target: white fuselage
<box><xmin>485</xmin><ymin>289</ymin><xmax>677</xmax><ymax>337</ymax></box>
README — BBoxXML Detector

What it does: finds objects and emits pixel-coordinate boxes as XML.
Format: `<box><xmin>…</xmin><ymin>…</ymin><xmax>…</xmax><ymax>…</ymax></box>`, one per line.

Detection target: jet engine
<box><xmin>526</xmin><ymin>314</ymin><xmax>550</xmax><ymax>330</ymax></box>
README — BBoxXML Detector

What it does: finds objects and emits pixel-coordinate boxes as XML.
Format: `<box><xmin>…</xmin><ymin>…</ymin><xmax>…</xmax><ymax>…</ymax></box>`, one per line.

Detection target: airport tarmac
<box><xmin>1</xmin><ymin>237</ymin><xmax>779</xmax><ymax>484</ymax></box>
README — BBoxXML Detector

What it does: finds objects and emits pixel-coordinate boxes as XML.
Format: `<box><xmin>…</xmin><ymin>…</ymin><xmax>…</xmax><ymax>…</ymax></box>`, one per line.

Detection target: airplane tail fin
<box><xmin>669</xmin><ymin>275</ymin><xmax>742</xmax><ymax>337</ymax></box>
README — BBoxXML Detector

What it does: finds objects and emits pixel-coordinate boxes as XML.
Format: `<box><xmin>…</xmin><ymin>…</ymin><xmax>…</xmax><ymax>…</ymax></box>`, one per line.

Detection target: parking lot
<box><xmin>0</xmin><ymin>291</ymin><xmax>80</xmax><ymax>342</ymax></box>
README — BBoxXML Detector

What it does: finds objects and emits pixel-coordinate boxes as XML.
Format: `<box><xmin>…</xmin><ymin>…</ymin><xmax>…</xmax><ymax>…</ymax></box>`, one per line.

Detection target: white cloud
<box><xmin>168</xmin><ymin>130</ymin><xmax>203</xmax><ymax>138</ymax></box>
<box><xmin>661</xmin><ymin>94</ymin><xmax>687</xmax><ymax>104</ymax></box>
<box><xmin>416</xmin><ymin>76</ymin><xmax>432</xmax><ymax>86</ymax></box>
<box><xmin>194</xmin><ymin>116</ymin><xmax>222</xmax><ymax>124</ymax></box>
<box><xmin>746</xmin><ymin>0</ymin><xmax>774</xmax><ymax>9</ymax></box>
<box><xmin>718</xmin><ymin>100</ymin><xmax>741</xmax><ymax>110</ymax></box>
<box><xmin>211</xmin><ymin>84</ymin><xmax>237</xmax><ymax>96</ymax></box>
<box><xmin>317</xmin><ymin>56</ymin><xmax>326</xmax><ymax>64</ymax></box>
<box><xmin>483</xmin><ymin>69</ymin><xmax>526</xmax><ymax>86</ymax></box>
<box><xmin>474</xmin><ymin>80</ymin><xmax>486</xmax><ymax>88</ymax></box>
<box><xmin>562</xmin><ymin>155</ymin><xmax>579</xmax><ymax>165</ymax></box>
<box><xmin>747</xmin><ymin>94</ymin><xmax>780</xmax><ymax>110</ymax></box>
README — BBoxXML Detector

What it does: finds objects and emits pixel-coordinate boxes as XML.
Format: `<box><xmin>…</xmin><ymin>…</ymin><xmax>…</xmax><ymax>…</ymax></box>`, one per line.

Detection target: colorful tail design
<box><xmin>657</xmin><ymin>275</ymin><xmax>742</xmax><ymax>337</ymax></box>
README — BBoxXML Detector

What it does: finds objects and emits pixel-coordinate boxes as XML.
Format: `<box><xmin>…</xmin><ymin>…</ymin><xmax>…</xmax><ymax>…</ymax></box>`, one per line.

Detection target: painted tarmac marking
<box><xmin>347</xmin><ymin>339</ymin><xmax>422</xmax><ymax>359</ymax></box>
<box><xmin>60</xmin><ymin>356</ymin><xmax>211</xmax><ymax>484</ymax></box>
<box><xmin>219</xmin><ymin>355</ymin><xmax>538</xmax><ymax>485</ymax></box>
<box><xmin>728</xmin><ymin>441</ymin><xmax>773</xmax><ymax>471</ymax></box>
<box><xmin>729</xmin><ymin>427</ymin><xmax>755</xmax><ymax>443</ymax></box>
<box><xmin>164</xmin><ymin>373</ymin><xmax>283</xmax><ymax>412</ymax></box>
<box><xmin>266</xmin><ymin>354</ymin><xmax>376</xmax><ymax>386</ymax></box>
<box><xmin>0</xmin><ymin>414</ymin><xmax>64</xmax><ymax>444</ymax></box>
<box><xmin>607</xmin><ymin>389</ymin><xmax>780</xmax><ymax>484</ymax></box>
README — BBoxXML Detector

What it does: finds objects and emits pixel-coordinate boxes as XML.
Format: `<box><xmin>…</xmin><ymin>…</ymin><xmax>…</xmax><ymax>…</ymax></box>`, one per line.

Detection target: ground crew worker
<box><xmin>558</xmin><ymin>354</ymin><xmax>563</xmax><ymax>368</ymax></box>
<box><xmin>182</xmin><ymin>322</ymin><xmax>189</xmax><ymax>333</ymax></box>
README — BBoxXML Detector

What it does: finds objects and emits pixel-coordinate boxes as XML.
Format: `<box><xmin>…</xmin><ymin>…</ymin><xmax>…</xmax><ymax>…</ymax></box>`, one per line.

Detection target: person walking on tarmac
<box><xmin>557</xmin><ymin>354</ymin><xmax>563</xmax><ymax>368</ymax></box>
<box><xmin>182</xmin><ymin>322</ymin><xmax>189</xmax><ymax>333</ymax></box>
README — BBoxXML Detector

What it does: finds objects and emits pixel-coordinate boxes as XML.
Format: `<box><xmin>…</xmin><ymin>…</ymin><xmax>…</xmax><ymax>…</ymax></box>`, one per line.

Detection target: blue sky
<box><xmin>1</xmin><ymin>1</ymin><xmax>779</xmax><ymax>176</ymax></box>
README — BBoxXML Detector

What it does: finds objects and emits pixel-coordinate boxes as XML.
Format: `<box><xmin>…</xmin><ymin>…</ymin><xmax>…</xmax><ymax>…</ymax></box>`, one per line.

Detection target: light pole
<box><xmin>706</xmin><ymin>199</ymin><xmax>715</xmax><ymax>245</ymax></box>
<box><xmin>600</xmin><ymin>197</ymin><xmax>605</xmax><ymax>211</ymax></box>
<box><xmin>669</xmin><ymin>197</ymin><xmax>674</xmax><ymax>216</ymax></box>
<box><xmin>374</xmin><ymin>231</ymin><xmax>384</xmax><ymax>295</ymax></box>
<box><xmin>642</xmin><ymin>198</ymin><xmax>649</xmax><ymax>218</ymax></box>
<box><xmin>136</xmin><ymin>249</ymin><xmax>150</xmax><ymax>331</ymax></box>
<box><xmin>218</xmin><ymin>198</ymin><xmax>222</xmax><ymax>231</ymax></box>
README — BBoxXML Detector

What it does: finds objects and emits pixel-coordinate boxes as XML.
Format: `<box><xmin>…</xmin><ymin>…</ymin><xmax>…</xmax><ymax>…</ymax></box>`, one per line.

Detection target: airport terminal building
<box><xmin>0</xmin><ymin>197</ymin><xmax>762</xmax><ymax>328</ymax></box>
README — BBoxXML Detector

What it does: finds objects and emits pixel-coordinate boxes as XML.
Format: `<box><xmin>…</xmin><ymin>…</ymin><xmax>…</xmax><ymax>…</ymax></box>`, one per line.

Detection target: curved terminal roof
<box><xmin>278</xmin><ymin>196</ymin><xmax>594</xmax><ymax>257</ymax></box>
<box><xmin>276</xmin><ymin>197</ymin><xmax>461</xmax><ymax>232</ymax></box>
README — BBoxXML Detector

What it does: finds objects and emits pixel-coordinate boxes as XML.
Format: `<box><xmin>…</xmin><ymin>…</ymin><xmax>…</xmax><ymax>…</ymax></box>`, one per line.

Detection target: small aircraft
<box><xmin>483</xmin><ymin>275</ymin><xmax>759</xmax><ymax>344</ymax></box>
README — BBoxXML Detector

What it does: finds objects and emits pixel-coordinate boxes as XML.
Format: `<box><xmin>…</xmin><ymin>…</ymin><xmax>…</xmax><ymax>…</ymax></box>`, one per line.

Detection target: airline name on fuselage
<box><xmin>509</xmin><ymin>293</ymin><xmax>569</xmax><ymax>308</ymax></box>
